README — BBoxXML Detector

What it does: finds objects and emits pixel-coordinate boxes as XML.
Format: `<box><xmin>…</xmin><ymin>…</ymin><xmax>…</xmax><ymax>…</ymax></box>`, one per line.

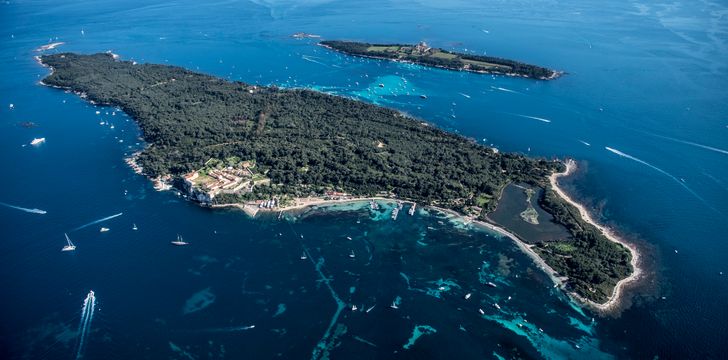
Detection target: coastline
<box><xmin>549</xmin><ymin>159</ymin><xmax>642</xmax><ymax>313</ymax></box>
<box><xmin>206</xmin><ymin>159</ymin><xmax>640</xmax><ymax>314</ymax></box>
<box><xmin>211</xmin><ymin>196</ymin><xmax>400</xmax><ymax>217</ymax></box>
<box><xmin>157</xmin><ymin>159</ymin><xmax>638</xmax><ymax>313</ymax></box>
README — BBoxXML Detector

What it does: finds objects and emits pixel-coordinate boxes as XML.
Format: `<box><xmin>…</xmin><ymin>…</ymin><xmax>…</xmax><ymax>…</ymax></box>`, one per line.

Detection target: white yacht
<box><xmin>132</xmin><ymin>223</ymin><xmax>138</xmax><ymax>231</ymax></box>
<box><xmin>30</xmin><ymin>137</ymin><xmax>46</xmax><ymax>146</ymax></box>
<box><xmin>171</xmin><ymin>234</ymin><xmax>188</xmax><ymax>246</ymax></box>
<box><xmin>61</xmin><ymin>233</ymin><xmax>76</xmax><ymax>252</ymax></box>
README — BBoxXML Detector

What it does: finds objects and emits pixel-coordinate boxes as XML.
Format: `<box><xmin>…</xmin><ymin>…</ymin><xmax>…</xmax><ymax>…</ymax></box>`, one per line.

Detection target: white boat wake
<box><xmin>512</xmin><ymin>114</ymin><xmax>551</xmax><ymax>123</ymax></box>
<box><xmin>458</xmin><ymin>92</ymin><xmax>471</xmax><ymax>98</ymax></box>
<box><xmin>302</xmin><ymin>55</ymin><xmax>328</xmax><ymax>67</ymax></box>
<box><xmin>200</xmin><ymin>324</ymin><xmax>255</xmax><ymax>333</ymax></box>
<box><xmin>72</xmin><ymin>212</ymin><xmax>123</xmax><ymax>231</ymax></box>
<box><xmin>578</xmin><ymin>140</ymin><xmax>591</xmax><ymax>146</ymax></box>
<box><xmin>646</xmin><ymin>133</ymin><xmax>728</xmax><ymax>156</ymax></box>
<box><xmin>0</xmin><ymin>201</ymin><xmax>47</xmax><ymax>214</ymax></box>
<box><xmin>491</xmin><ymin>86</ymin><xmax>520</xmax><ymax>94</ymax></box>
<box><xmin>75</xmin><ymin>291</ymin><xmax>96</xmax><ymax>360</ymax></box>
<box><xmin>605</xmin><ymin>147</ymin><xmax>714</xmax><ymax>210</ymax></box>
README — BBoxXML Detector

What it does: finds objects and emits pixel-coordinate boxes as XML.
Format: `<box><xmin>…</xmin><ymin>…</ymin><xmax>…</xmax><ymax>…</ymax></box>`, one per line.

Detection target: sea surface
<box><xmin>1</xmin><ymin>0</ymin><xmax>727</xmax><ymax>358</ymax></box>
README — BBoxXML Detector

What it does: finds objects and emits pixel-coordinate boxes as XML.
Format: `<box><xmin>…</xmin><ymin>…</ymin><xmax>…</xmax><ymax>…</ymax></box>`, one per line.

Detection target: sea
<box><xmin>1</xmin><ymin>0</ymin><xmax>726</xmax><ymax>359</ymax></box>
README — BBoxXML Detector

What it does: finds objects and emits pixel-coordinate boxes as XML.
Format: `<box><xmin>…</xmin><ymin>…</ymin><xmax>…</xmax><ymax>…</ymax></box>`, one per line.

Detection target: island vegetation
<box><xmin>40</xmin><ymin>52</ymin><xmax>628</xmax><ymax>304</ymax></box>
<box><xmin>320</xmin><ymin>40</ymin><xmax>560</xmax><ymax>80</ymax></box>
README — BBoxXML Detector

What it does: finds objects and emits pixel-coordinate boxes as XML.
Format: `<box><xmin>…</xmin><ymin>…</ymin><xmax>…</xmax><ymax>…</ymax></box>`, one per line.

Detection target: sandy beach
<box><xmin>549</xmin><ymin>159</ymin><xmax>643</xmax><ymax>312</ymax></box>
<box><xmin>212</xmin><ymin>196</ymin><xmax>400</xmax><ymax>217</ymax></box>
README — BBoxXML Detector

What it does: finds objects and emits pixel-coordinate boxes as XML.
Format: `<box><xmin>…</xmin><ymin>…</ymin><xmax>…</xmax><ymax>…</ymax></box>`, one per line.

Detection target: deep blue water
<box><xmin>1</xmin><ymin>0</ymin><xmax>727</xmax><ymax>358</ymax></box>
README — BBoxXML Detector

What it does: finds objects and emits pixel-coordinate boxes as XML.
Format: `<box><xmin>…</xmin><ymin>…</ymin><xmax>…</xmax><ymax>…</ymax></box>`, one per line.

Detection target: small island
<box><xmin>320</xmin><ymin>40</ymin><xmax>561</xmax><ymax>80</ymax></box>
<box><xmin>39</xmin><ymin>53</ymin><xmax>633</xmax><ymax>308</ymax></box>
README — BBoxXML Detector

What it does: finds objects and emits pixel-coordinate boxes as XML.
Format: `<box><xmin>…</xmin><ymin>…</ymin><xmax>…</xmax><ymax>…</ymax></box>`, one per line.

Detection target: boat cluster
<box><xmin>60</xmin><ymin>223</ymin><xmax>181</xmax><ymax>252</ymax></box>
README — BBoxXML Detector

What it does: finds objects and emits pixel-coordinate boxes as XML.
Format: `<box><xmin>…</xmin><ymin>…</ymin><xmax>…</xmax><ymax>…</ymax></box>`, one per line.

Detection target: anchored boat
<box><xmin>171</xmin><ymin>234</ymin><xmax>189</xmax><ymax>246</ymax></box>
<box><xmin>62</xmin><ymin>233</ymin><xmax>76</xmax><ymax>251</ymax></box>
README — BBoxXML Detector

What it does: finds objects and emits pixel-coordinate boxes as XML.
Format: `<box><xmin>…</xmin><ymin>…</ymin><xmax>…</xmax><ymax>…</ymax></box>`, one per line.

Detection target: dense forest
<box><xmin>320</xmin><ymin>40</ymin><xmax>559</xmax><ymax>79</ymax></box>
<box><xmin>536</xmin><ymin>189</ymin><xmax>633</xmax><ymax>301</ymax></box>
<box><xmin>40</xmin><ymin>53</ymin><xmax>629</xmax><ymax>303</ymax></box>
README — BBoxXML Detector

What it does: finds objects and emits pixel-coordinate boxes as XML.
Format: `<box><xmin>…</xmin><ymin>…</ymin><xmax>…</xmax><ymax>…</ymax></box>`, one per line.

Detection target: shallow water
<box><xmin>1</xmin><ymin>0</ymin><xmax>727</xmax><ymax>358</ymax></box>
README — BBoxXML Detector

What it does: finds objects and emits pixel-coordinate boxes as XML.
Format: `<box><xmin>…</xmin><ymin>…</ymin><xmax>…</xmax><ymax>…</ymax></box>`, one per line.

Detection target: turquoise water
<box><xmin>1</xmin><ymin>0</ymin><xmax>727</xmax><ymax>358</ymax></box>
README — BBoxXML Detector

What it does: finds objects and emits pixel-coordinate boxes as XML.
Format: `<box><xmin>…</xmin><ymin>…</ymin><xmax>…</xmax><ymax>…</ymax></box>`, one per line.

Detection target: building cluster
<box><xmin>184</xmin><ymin>165</ymin><xmax>254</xmax><ymax>201</ymax></box>
<box><xmin>412</xmin><ymin>41</ymin><xmax>432</xmax><ymax>55</ymax></box>
<box><xmin>324</xmin><ymin>191</ymin><xmax>350</xmax><ymax>200</ymax></box>
<box><xmin>258</xmin><ymin>198</ymin><xmax>279</xmax><ymax>209</ymax></box>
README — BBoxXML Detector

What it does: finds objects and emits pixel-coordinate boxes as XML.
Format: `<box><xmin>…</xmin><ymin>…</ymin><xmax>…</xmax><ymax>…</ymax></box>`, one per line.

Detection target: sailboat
<box><xmin>171</xmin><ymin>234</ymin><xmax>188</xmax><ymax>246</ymax></box>
<box><xmin>62</xmin><ymin>233</ymin><xmax>76</xmax><ymax>251</ymax></box>
<box><xmin>300</xmin><ymin>251</ymin><xmax>308</xmax><ymax>260</ymax></box>
<box><xmin>132</xmin><ymin>223</ymin><xmax>138</xmax><ymax>231</ymax></box>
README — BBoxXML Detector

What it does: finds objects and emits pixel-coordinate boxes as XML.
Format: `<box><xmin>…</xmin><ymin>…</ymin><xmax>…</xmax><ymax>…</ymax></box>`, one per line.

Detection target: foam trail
<box><xmin>201</xmin><ymin>325</ymin><xmax>255</xmax><ymax>333</ymax></box>
<box><xmin>645</xmin><ymin>133</ymin><xmax>728</xmax><ymax>156</ymax></box>
<box><xmin>75</xmin><ymin>291</ymin><xmax>96</xmax><ymax>360</ymax></box>
<box><xmin>513</xmin><ymin>114</ymin><xmax>551</xmax><ymax>123</ymax></box>
<box><xmin>579</xmin><ymin>140</ymin><xmax>591</xmax><ymax>146</ymax></box>
<box><xmin>458</xmin><ymin>92</ymin><xmax>471</xmax><ymax>99</ymax></box>
<box><xmin>0</xmin><ymin>201</ymin><xmax>47</xmax><ymax>214</ymax></box>
<box><xmin>605</xmin><ymin>147</ymin><xmax>715</xmax><ymax>210</ymax></box>
<box><xmin>302</xmin><ymin>55</ymin><xmax>328</xmax><ymax>67</ymax></box>
<box><xmin>72</xmin><ymin>212</ymin><xmax>123</xmax><ymax>231</ymax></box>
<box><xmin>490</xmin><ymin>86</ymin><xmax>520</xmax><ymax>94</ymax></box>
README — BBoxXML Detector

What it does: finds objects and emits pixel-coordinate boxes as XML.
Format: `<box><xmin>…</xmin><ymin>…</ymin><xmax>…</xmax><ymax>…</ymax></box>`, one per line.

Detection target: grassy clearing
<box><xmin>431</xmin><ymin>51</ymin><xmax>458</xmax><ymax>60</ymax></box>
<box><xmin>552</xmin><ymin>242</ymin><xmax>576</xmax><ymax>253</ymax></box>
<box><xmin>462</xmin><ymin>59</ymin><xmax>511</xmax><ymax>70</ymax></box>
<box><xmin>367</xmin><ymin>46</ymin><xmax>401</xmax><ymax>52</ymax></box>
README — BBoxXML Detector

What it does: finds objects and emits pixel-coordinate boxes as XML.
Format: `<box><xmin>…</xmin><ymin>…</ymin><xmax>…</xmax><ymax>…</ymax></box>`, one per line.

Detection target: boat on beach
<box><xmin>171</xmin><ymin>234</ymin><xmax>188</xmax><ymax>246</ymax></box>
<box><xmin>61</xmin><ymin>233</ymin><xmax>76</xmax><ymax>251</ymax></box>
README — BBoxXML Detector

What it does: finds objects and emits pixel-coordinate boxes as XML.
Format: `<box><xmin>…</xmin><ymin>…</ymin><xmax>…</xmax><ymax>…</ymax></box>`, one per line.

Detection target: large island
<box><xmin>320</xmin><ymin>40</ymin><xmax>561</xmax><ymax>80</ymax></box>
<box><xmin>39</xmin><ymin>52</ymin><xmax>632</xmax><ymax>308</ymax></box>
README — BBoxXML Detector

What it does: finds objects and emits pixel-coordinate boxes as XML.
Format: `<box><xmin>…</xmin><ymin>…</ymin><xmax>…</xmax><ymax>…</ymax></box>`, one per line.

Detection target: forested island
<box><xmin>40</xmin><ymin>52</ymin><xmax>629</xmax><ymax>305</ymax></box>
<box><xmin>320</xmin><ymin>40</ymin><xmax>561</xmax><ymax>80</ymax></box>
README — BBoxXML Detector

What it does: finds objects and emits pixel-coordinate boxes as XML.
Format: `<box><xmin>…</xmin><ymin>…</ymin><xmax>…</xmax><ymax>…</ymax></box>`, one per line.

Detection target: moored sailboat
<box><xmin>62</xmin><ymin>233</ymin><xmax>76</xmax><ymax>251</ymax></box>
<box><xmin>171</xmin><ymin>234</ymin><xmax>188</xmax><ymax>246</ymax></box>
